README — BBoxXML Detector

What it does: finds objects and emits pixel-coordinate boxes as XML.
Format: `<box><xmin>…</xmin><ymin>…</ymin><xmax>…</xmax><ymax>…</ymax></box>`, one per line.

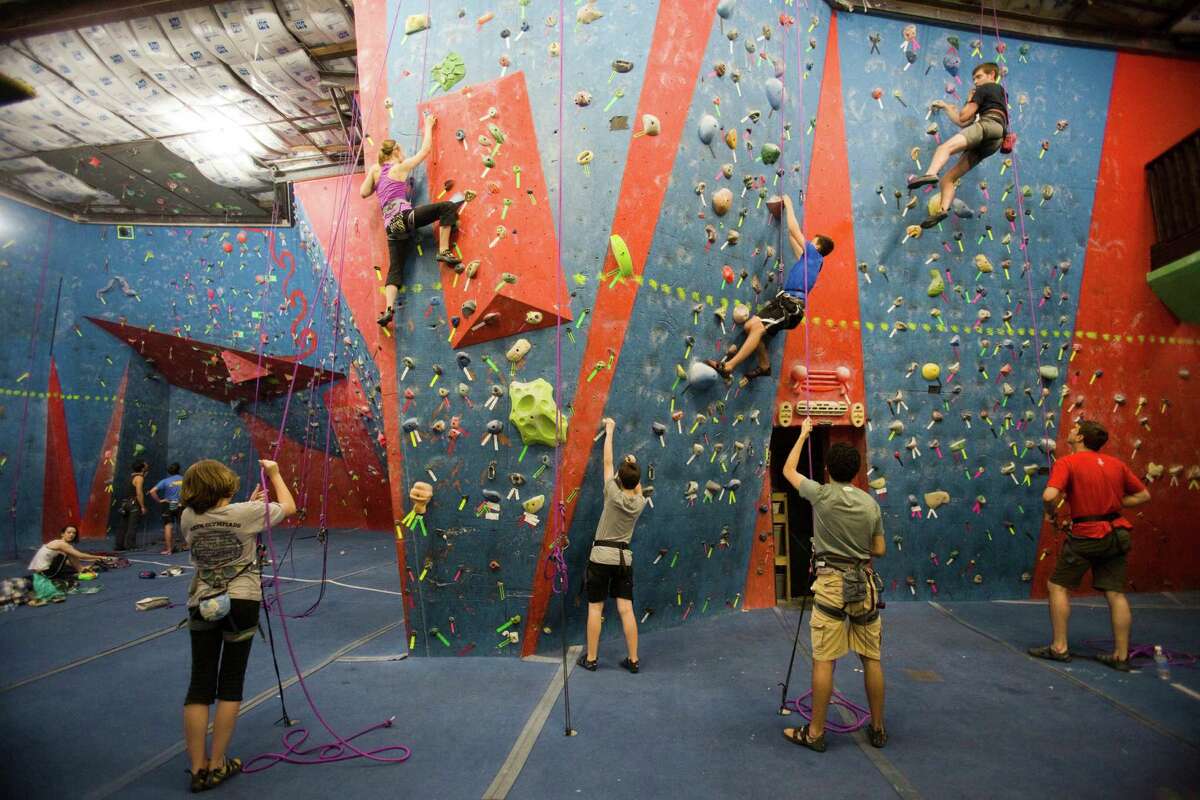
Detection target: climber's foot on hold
<box><xmin>920</xmin><ymin>210</ymin><xmax>949</xmax><ymax>229</ymax></box>
<box><xmin>437</xmin><ymin>250</ymin><xmax>461</xmax><ymax>265</ymax></box>
<box><xmin>907</xmin><ymin>174</ymin><xmax>938</xmax><ymax>190</ymax></box>
<box><xmin>377</xmin><ymin>306</ymin><xmax>394</xmax><ymax>327</ymax></box>
<box><xmin>703</xmin><ymin>359</ymin><xmax>731</xmax><ymax>378</ymax></box>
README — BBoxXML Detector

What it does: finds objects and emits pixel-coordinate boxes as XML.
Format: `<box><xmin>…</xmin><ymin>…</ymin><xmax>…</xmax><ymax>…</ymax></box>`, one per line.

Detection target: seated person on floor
<box><xmin>706</xmin><ymin>194</ymin><xmax>832</xmax><ymax>384</ymax></box>
<box><xmin>908</xmin><ymin>61</ymin><xmax>1009</xmax><ymax>229</ymax></box>
<box><xmin>27</xmin><ymin>525</ymin><xmax>107</xmax><ymax>586</ymax></box>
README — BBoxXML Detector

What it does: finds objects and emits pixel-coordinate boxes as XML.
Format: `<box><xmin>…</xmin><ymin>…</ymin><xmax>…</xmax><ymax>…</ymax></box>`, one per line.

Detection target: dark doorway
<box><xmin>768</xmin><ymin>424</ymin><xmax>828</xmax><ymax>601</ymax></box>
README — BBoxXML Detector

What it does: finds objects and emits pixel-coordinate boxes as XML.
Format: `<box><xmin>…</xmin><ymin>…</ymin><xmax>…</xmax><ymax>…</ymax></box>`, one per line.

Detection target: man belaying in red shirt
<box><xmin>1029</xmin><ymin>420</ymin><xmax>1150</xmax><ymax>672</ymax></box>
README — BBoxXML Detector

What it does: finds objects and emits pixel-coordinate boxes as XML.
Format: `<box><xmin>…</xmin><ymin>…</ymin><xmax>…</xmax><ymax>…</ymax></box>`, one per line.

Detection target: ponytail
<box><xmin>378</xmin><ymin>139</ymin><xmax>397</xmax><ymax>165</ymax></box>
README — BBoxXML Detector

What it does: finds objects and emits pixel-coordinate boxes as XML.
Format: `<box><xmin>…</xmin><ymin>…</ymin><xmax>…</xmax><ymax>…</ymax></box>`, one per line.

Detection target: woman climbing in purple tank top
<box><xmin>360</xmin><ymin>112</ymin><xmax>465</xmax><ymax>327</ymax></box>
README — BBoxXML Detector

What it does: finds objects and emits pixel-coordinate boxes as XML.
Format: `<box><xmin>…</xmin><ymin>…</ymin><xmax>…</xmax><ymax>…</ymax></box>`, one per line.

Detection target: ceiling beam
<box><xmin>309</xmin><ymin>41</ymin><xmax>358</xmax><ymax>60</ymax></box>
<box><xmin>827</xmin><ymin>0</ymin><xmax>1200</xmax><ymax>57</ymax></box>
<box><xmin>0</xmin><ymin>0</ymin><xmax>221</xmax><ymax>43</ymax></box>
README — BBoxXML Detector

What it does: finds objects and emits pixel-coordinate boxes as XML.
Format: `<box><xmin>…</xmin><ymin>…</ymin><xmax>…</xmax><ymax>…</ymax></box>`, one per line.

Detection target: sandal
<box><xmin>188</xmin><ymin>768</ymin><xmax>208</xmax><ymax>793</ymax></box>
<box><xmin>436</xmin><ymin>250</ymin><xmax>462</xmax><ymax>265</ymax></box>
<box><xmin>920</xmin><ymin>211</ymin><xmax>949</xmax><ymax>229</ymax></box>
<box><xmin>1028</xmin><ymin>645</ymin><xmax>1072</xmax><ymax>663</ymax></box>
<box><xmin>376</xmin><ymin>306</ymin><xmax>394</xmax><ymax>327</ymax></box>
<box><xmin>1096</xmin><ymin>653</ymin><xmax>1132</xmax><ymax>673</ymax></box>
<box><xmin>204</xmin><ymin>757</ymin><xmax>242</xmax><ymax>790</ymax></box>
<box><xmin>867</xmin><ymin>726</ymin><xmax>888</xmax><ymax>749</ymax></box>
<box><xmin>702</xmin><ymin>359</ymin><xmax>731</xmax><ymax>378</ymax></box>
<box><xmin>576</xmin><ymin>653</ymin><xmax>598</xmax><ymax>671</ymax></box>
<box><xmin>907</xmin><ymin>174</ymin><xmax>938</xmax><ymax>190</ymax></box>
<box><xmin>783</xmin><ymin>724</ymin><xmax>826</xmax><ymax>753</ymax></box>
<box><xmin>620</xmin><ymin>657</ymin><xmax>640</xmax><ymax>674</ymax></box>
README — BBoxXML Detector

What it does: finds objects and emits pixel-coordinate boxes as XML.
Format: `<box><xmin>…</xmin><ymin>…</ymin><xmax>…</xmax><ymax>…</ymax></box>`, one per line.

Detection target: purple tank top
<box><xmin>376</xmin><ymin>171</ymin><xmax>412</xmax><ymax>226</ymax></box>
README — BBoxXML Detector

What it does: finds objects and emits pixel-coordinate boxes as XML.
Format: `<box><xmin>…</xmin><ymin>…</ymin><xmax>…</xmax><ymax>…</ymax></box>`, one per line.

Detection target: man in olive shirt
<box><xmin>780</xmin><ymin>417</ymin><xmax>887</xmax><ymax>752</ymax></box>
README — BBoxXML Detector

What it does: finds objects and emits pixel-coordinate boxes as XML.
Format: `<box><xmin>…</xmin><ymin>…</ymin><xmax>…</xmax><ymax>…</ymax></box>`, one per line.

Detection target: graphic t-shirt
<box><xmin>183</xmin><ymin>501</ymin><xmax>286</xmax><ymax>607</ymax></box>
<box><xmin>153</xmin><ymin>475</ymin><xmax>183</xmax><ymax>504</ymax></box>
<box><xmin>783</xmin><ymin>241</ymin><xmax>825</xmax><ymax>299</ymax></box>
<box><xmin>1046</xmin><ymin>450</ymin><xmax>1145</xmax><ymax>538</ymax></box>
<box><xmin>590</xmin><ymin>478</ymin><xmax>647</xmax><ymax>565</ymax></box>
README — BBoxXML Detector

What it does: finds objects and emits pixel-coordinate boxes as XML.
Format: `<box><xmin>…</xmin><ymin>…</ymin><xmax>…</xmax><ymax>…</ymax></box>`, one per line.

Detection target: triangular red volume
<box><xmin>42</xmin><ymin>358</ymin><xmax>81</xmax><ymax>542</ymax></box>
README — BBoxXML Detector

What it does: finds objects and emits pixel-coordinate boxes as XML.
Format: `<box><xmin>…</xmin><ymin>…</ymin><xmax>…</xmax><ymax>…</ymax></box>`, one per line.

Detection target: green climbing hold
<box><xmin>610</xmin><ymin>234</ymin><xmax>633</xmax><ymax>278</ymax></box>
<box><xmin>431</xmin><ymin>53</ymin><xmax>466</xmax><ymax>93</ymax></box>
<box><xmin>927</xmin><ymin>268</ymin><xmax>944</xmax><ymax>297</ymax></box>
<box><xmin>760</xmin><ymin>143</ymin><xmax>781</xmax><ymax>165</ymax></box>
<box><xmin>508</xmin><ymin>379</ymin><xmax>568</xmax><ymax>447</ymax></box>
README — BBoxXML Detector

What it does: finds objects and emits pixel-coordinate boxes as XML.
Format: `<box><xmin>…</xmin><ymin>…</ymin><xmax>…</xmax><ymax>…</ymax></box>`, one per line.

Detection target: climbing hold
<box><xmin>640</xmin><ymin>114</ymin><xmax>661</xmax><ymax>136</ymax></box>
<box><xmin>1038</xmin><ymin>365</ymin><xmax>1059</xmax><ymax>381</ymax></box>
<box><xmin>732</xmin><ymin>303</ymin><xmax>751</xmax><ymax>325</ymax></box>
<box><xmin>764</xmin><ymin>78</ymin><xmax>784</xmax><ymax>111</ymax></box>
<box><xmin>574</xmin><ymin>90</ymin><xmax>592</xmax><ymax>107</ymax></box>
<box><xmin>927</xmin><ymin>192</ymin><xmax>944</xmax><ymax>217</ymax></box>
<box><xmin>716</xmin><ymin>0</ymin><xmax>736</xmax><ymax>19</ymax></box>
<box><xmin>609</xmin><ymin>234</ymin><xmax>634</xmax><ymax>281</ymax></box>
<box><xmin>404</xmin><ymin>13</ymin><xmax>430</xmax><ymax>34</ymax></box>
<box><xmin>698</xmin><ymin>114</ymin><xmax>719</xmax><ymax>145</ymax></box>
<box><xmin>760</xmin><ymin>142</ymin><xmax>780</xmax><ymax>165</ymax></box>
<box><xmin>525</xmin><ymin>310</ymin><xmax>543</xmax><ymax>325</ymax></box>
<box><xmin>927</xmin><ymin>269</ymin><xmax>944</xmax><ymax>297</ymax></box>
<box><xmin>921</xmin><ymin>363</ymin><xmax>941</xmax><ymax>381</ymax></box>
<box><xmin>508</xmin><ymin>378</ymin><xmax>568</xmax><ymax>446</ymax></box>
<box><xmin>712</xmin><ymin>187</ymin><xmax>733</xmax><ymax>216</ymax></box>
<box><xmin>506</xmin><ymin>339</ymin><xmax>532</xmax><ymax>364</ymax></box>
<box><xmin>431</xmin><ymin>53</ymin><xmax>466</xmax><ymax>93</ymax></box>
<box><xmin>924</xmin><ymin>491</ymin><xmax>949</xmax><ymax>509</ymax></box>
<box><xmin>766</xmin><ymin>194</ymin><xmax>783</xmax><ymax>219</ymax></box>
<box><xmin>724</xmin><ymin>128</ymin><xmax>738</xmax><ymax>152</ymax></box>
<box><xmin>686</xmin><ymin>360</ymin><xmax>721</xmax><ymax>390</ymax></box>
<box><xmin>222</xmin><ymin>242</ymin><xmax>233</xmax><ymax>253</ymax></box>
<box><xmin>577</xmin><ymin>1</ymin><xmax>603</xmax><ymax>24</ymax></box>
<box><xmin>523</xmin><ymin>495</ymin><xmax>545</xmax><ymax>514</ymax></box>
<box><xmin>409</xmin><ymin>482</ymin><xmax>433</xmax><ymax>514</ymax></box>
<box><xmin>612</xmin><ymin>59</ymin><xmax>634</xmax><ymax>74</ymax></box>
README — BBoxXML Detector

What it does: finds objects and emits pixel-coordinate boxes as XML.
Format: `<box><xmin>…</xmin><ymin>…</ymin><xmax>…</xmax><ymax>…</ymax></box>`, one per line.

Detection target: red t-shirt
<box><xmin>1047</xmin><ymin>450</ymin><xmax>1146</xmax><ymax>538</ymax></box>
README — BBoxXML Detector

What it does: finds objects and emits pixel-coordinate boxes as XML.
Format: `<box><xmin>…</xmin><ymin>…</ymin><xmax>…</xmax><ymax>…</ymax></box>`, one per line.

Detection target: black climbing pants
<box><xmin>185</xmin><ymin>599</ymin><xmax>261</xmax><ymax>705</ymax></box>
<box><xmin>385</xmin><ymin>200</ymin><xmax>463</xmax><ymax>288</ymax></box>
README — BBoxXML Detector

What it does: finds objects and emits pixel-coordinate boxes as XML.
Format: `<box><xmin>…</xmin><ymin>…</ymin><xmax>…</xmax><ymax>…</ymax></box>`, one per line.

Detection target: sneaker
<box><xmin>576</xmin><ymin>652</ymin><xmax>598</xmax><ymax>671</ymax></box>
<box><xmin>620</xmin><ymin>657</ymin><xmax>640</xmax><ymax>674</ymax></box>
<box><xmin>437</xmin><ymin>250</ymin><xmax>462</xmax><ymax>265</ymax></box>
<box><xmin>188</xmin><ymin>768</ymin><xmax>208</xmax><ymax>794</ymax></box>
<box><xmin>868</xmin><ymin>726</ymin><xmax>888</xmax><ymax>748</ymax></box>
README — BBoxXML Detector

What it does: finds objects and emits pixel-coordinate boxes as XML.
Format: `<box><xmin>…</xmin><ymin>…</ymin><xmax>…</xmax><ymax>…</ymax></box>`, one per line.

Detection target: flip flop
<box><xmin>1028</xmin><ymin>645</ymin><xmax>1072</xmax><ymax>663</ymax></box>
<box><xmin>1095</xmin><ymin>653</ymin><xmax>1132</xmax><ymax>673</ymax></box>
<box><xmin>907</xmin><ymin>174</ymin><xmax>938</xmax><ymax>190</ymax></box>
<box><xmin>783</xmin><ymin>724</ymin><xmax>826</xmax><ymax>753</ymax></box>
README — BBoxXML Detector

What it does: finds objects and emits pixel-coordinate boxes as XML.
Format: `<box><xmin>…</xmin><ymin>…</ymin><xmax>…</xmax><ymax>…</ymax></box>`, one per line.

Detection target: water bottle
<box><xmin>1154</xmin><ymin>645</ymin><xmax>1170</xmax><ymax>681</ymax></box>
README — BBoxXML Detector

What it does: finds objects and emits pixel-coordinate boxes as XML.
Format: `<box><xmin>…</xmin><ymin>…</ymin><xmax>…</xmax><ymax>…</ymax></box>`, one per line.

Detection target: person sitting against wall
<box><xmin>181</xmin><ymin>458</ymin><xmax>296</xmax><ymax>792</ymax></box>
<box><xmin>360</xmin><ymin>112</ymin><xmax>466</xmax><ymax>328</ymax></box>
<box><xmin>28</xmin><ymin>524</ymin><xmax>108</xmax><ymax>587</ymax></box>
<box><xmin>149</xmin><ymin>462</ymin><xmax>184</xmax><ymax>555</ymax></box>
<box><xmin>116</xmin><ymin>459</ymin><xmax>149</xmax><ymax>551</ymax></box>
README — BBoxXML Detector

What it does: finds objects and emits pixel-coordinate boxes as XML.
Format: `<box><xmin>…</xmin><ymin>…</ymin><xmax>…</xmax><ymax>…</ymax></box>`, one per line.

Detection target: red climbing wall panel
<box><xmin>1031</xmin><ymin>51</ymin><xmax>1200</xmax><ymax>596</ymax></box>
<box><xmin>418</xmin><ymin>72</ymin><xmax>573</xmax><ymax>348</ymax></box>
<box><xmin>746</xmin><ymin>13</ymin><xmax>871</xmax><ymax>608</ymax></box>
<box><xmin>41</xmin><ymin>359</ymin><xmax>81</xmax><ymax>542</ymax></box>
<box><xmin>79</xmin><ymin>367</ymin><xmax>128</xmax><ymax>539</ymax></box>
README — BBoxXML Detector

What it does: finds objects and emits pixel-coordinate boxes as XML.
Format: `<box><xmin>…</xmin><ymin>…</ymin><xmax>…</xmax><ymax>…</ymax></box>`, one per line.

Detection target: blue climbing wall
<box><xmin>0</xmin><ymin>194</ymin><xmax>386</xmax><ymax>556</ymax></box>
<box><xmin>837</xmin><ymin>14</ymin><xmax>1113</xmax><ymax>598</ymax></box>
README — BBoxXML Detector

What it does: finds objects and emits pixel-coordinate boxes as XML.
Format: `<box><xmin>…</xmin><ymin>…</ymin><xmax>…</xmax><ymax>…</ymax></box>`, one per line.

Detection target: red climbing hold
<box><xmin>222</xmin><ymin>242</ymin><xmax>233</xmax><ymax>253</ymax></box>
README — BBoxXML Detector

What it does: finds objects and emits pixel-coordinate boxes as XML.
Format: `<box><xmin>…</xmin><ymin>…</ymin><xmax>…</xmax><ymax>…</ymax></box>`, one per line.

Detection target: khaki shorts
<box><xmin>962</xmin><ymin>116</ymin><xmax>1005</xmax><ymax>168</ymax></box>
<box><xmin>810</xmin><ymin>571</ymin><xmax>882</xmax><ymax>661</ymax></box>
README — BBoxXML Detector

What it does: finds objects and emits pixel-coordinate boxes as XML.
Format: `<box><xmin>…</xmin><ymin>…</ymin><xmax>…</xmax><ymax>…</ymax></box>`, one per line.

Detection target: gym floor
<box><xmin>1</xmin><ymin>531</ymin><xmax>1196</xmax><ymax>799</ymax></box>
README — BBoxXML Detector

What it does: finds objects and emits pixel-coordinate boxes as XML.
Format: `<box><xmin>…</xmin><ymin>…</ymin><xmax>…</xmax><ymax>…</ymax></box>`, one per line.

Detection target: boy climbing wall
<box><xmin>908</xmin><ymin>61</ymin><xmax>1009</xmax><ymax>229</ymax></box>
<box><xmin>706</xmin><ymin>194</ymin><xmax>833</xmax><ymax>384</ymax></box>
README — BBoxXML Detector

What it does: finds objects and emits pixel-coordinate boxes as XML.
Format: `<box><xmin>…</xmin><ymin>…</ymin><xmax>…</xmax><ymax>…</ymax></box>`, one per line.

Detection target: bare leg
<box><xmin>385</xmin><ymin>284</ymin><xmax>399</xmax><ymax>309</ymax></box>
<box><xmin>616</xmin><ymin>597</ymin><xmax>638</xmax><ymax>662</ymax></box>
<box><xmin>936</xmin><ymin>154</ymin><xmax>973</xmax><ymax>214</ymax></box>
<box><xmin>585</xmin><ymin>601</ymin><xmax>603</xmax><ymax>661</ymax></box>
<box><xmin>860</xmin><ymin>655</ymin><xmax>886</xmax><ymax>732</ymax></box>
<box><xmin>755</xmin><ymin>340</ymin><xmax>770</xmax><ymax>371</ymax></box>
<box><xmin>208</xmin><ymin>700</ymin><xmax>241</xmax><ymax>769</ymax></box>
<box><xmin>924</xmin><ymin>132</ymin><xmax>969</xmax><ymax>179</ymax></box>
<box><xmin>1047</xmin><ymin>581</ymin><xmax>1071</xmax><ymax>655</ymax></box>
<box><xmin>724</xmin><ymin>318</ymin><xmax>766</xmax><ymax>372</ymax></box>
<box><xmin>183</xmin><ymin>703</ymin><xmax>210</xmax><ymax>774</ymax></box>
<box><xmin>807</xmin><ymin>658</ymin><xmax>835</xmax><ymax>738</ymax></box>
<box><xmin>1105</xmin><ymin>590</ymin><xmax>1131</xmax><ymax>661</ymax></box>
<box><xmin>162</xmin><ymin>522</ymin><xmax>173</xmax><ymax>555</ymax></box>
<box><xmin>437</xmin><ymin>223</ymin><xmax>451</xmax><ymax>253</ymax></box>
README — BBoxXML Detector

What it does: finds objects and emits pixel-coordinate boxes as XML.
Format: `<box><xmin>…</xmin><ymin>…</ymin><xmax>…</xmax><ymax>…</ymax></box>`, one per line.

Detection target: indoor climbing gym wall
<box><xmin>0</xmin><ymin>194</ymin><xmax>391</xmax><ymax>554</ymax></box>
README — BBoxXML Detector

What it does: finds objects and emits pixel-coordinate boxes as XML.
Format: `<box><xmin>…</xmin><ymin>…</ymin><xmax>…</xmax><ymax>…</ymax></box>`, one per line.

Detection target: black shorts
<box><xmin>585</xmin><ymin>560</ymin><xmax>633</xmax><ymax>603</ymax></box>
<box><xmin>757</xmin><ymin>292</ymin><xmax>806</xmax><ymax>336</ymax></box>
<box><xmin>161</xmin><ymin>504</ymin><xmax>182</xmax><ymax>525</ymax></box>
<box><xmin>1049</xmin><ymin>530</ymin><xmax>1131</xmax><ymax>592</ymax></box>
